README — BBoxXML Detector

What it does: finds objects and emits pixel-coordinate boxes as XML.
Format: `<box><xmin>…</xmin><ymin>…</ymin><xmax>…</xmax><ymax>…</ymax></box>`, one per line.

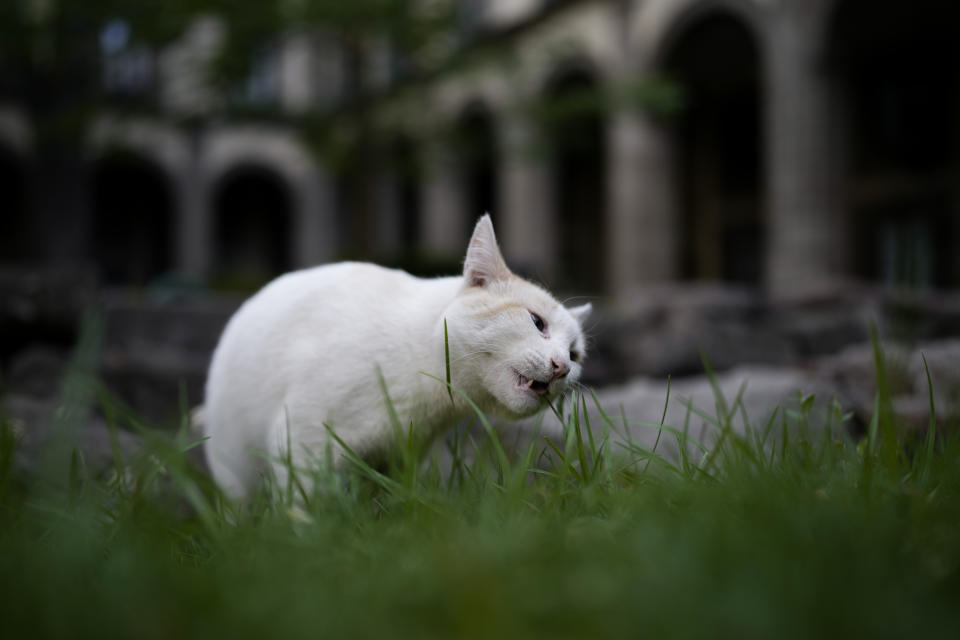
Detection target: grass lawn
<box><xmin>1</xmin><ymin>334</ymin><xmax>959</xmax><ymax>639</ymax></box>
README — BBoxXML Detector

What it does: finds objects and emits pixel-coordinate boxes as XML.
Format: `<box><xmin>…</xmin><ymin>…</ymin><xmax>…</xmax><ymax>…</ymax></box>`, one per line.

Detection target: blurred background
<box><xmin>2</xmin><ymin>0</ymin><xmax>960</xmax><ymax>425</ymax></box>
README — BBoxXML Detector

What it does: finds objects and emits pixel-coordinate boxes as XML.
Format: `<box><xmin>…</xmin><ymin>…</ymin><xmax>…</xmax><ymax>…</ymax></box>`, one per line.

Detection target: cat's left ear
<box><xmin>463</xmin><ymin>214</ymin><xmax>512</xmax><ymax>287</ymax></box>
<box><xmin>567</xmin><ymin>303</ymin><xmax>592</xmax><ymax>327</ymax></box>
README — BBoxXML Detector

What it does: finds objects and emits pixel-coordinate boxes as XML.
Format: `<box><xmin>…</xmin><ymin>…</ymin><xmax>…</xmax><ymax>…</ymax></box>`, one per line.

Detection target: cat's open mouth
<box><xmin>517</xmin><ymin>372</ymin><xmax>550</xmax><ymax>396</ymax></box>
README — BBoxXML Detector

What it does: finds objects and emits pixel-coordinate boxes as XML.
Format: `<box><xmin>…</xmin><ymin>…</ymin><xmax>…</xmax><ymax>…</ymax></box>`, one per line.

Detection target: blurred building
<box><xmin>1</xmin><ymin>0</ymin><xmax>958</xmax><ymax>298</ymax></box>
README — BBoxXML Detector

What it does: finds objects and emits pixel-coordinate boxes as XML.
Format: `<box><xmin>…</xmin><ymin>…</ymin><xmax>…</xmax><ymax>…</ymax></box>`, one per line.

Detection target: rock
<box><xmin>589</xmin><ymin>283</ymin><xmax>960</xmax><ymax>385</ymax></box>
<box><xmin>0</xmin><ymin>266</ymin><xmax>98</xmax><ymax>328</ymax></box>
<box><xmin>906</xmin><ymin>339</ymin><xmax>960</xmax><ymax>416</ymax></box>
<box><xmin>520</xmin><ymin>365</ymin><xmax>849</xmax><ymax>462</ymax></box>
<box><xmin>2</xmin><ymin>393</ymin><xmax>142</xmax><ymax>477</ymax></box>
<box><xmin>604</xmin><ymin>283</ymin><xmax>795</xmax><ymax>379</ymax></box>
<box><xmin>98</xmin><ymin>293</ymin><xmax>239</xmax><ymax>423</ymax></box>
<box><xmin>0</xmin><ymin>266</ymin><xmax>97</xmax><ymax>371</ymax></box>
<box><xmin>3</xmin><ymin>344</ymin><xmax>70</xmax><ymax>398</ymax></box>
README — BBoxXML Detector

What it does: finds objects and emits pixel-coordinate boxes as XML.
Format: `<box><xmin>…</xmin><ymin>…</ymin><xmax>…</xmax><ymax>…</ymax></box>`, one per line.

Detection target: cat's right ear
<box><xmin>463</xmin><ymin>214</ymin><xmax>512</xmax><ymax>288</ymax></box>
<box><xmin>568</xmin><ymin>303</ymin><xmax>592</xmax><ymax>326</ymax></box>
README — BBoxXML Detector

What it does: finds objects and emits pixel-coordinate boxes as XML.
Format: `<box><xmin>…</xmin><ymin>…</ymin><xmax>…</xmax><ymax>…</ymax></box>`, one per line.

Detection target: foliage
<box><xmin>0</xmin><ymin>0</ymin><xmax>453</xmax><ymax>120</ymax></box>
<box><xmin>1</xmin><ymin>330</ymin><xmax>959</xmax><ymax>638</ymax></box>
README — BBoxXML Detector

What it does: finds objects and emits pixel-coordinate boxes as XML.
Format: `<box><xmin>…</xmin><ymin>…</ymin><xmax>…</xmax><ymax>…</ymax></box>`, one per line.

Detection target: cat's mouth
<box><xmin>517</xmin><ymin>372</ymin><xmax>551</xmax><ymax>396</ymax></box>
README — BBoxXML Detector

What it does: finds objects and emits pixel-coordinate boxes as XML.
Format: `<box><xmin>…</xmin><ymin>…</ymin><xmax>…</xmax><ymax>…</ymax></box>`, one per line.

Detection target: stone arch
<box><xmin>823</xmin><ymin>0</ymin><xmax>960</xmax><ymax>287</ymax></box>
<box><xmin>390</xmin><ymin>134</ymin><xmax>422</xmax><ymax>250</ymax></box>
<box><xmin>88</xmin><ymin>119</ymin><xmax>200</xmax><ymax>279</ymax></box>
<box><xmin>212</xmin><ymin>164</ymin><xmax>293</xmax><ymax>288</ymax></box>
<box><xmin>660</xmin><ymin>7</ymin><xmax>764</xmax><ymax>283</ymax></box>
<box><xmin>204</xmin><ymin>128</ymin><xmax>333</xmax><ymax>271</ymax></box>
<box><xmin>535</xmin><ymin>52</ymin><xmax>607</xmax><ymax>98</ymax></box>
<box><xmin>635</xmin><ymin>0</ymin><xmax>766</xmax><ymax>69</ymax></box>
<box><xmin>453</xmin><ymin>101</ymin><xmax>498</xmax><ymax>228</ymax></box>
<box><xmin>0</xmin><ymin>143</ymin><xmax>29</xmax><ymax>263</ymax></box>
<box><xmin>541</xmin><ymin>64</ymin><xmax>607</xmax><ymax>293</ymax></box>
<box><xmin>89</xmin><ymin>149</ymin><xmax>175</xmax><ymax>285</ymax></box>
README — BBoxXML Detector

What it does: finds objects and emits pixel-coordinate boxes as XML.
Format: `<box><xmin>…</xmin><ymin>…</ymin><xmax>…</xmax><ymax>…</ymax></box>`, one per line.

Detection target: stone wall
<box><xmin>585</xmin><ymin>283</ymin><xmax>960</xmax><ymax>383</ymax></box>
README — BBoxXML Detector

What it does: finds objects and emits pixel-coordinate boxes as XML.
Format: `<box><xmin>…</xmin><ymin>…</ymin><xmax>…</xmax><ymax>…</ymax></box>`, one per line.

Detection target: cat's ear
<box><xmin>567</xmin><ymin>303</ymin><xmax>592</xmax><ymax>326</ymax></box>
<box><xmin>463</xmin><ymin>214</ymin><xmax>512</xmax><ymax>287</ymax></box>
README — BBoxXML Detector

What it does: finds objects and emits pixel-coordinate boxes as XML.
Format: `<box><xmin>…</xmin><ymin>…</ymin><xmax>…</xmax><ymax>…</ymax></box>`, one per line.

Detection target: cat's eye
<box><xmin>530</xmin><ymin>311</ymin><xmax>546</xmax><ymax>333</ymax></box>
<box><xmin>570</xmin><ymin>349</ymin><xmax>581</xmax><ymax>363</ymax></box>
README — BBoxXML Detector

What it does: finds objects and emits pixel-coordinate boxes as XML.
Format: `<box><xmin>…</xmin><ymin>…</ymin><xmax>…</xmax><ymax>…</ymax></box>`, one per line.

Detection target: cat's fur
<box><xmin>203</xmin><ymin>215</ymin><xmax>590</xmax><ymax>499</ymax></box>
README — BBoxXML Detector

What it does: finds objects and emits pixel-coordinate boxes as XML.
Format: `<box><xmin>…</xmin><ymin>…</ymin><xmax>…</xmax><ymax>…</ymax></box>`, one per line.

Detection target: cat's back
<box><xmin>229</xmin><ymin>261</ymin><xmax>402</xmax><ymax>318</ymax></box>
<box><xmin>239</xmin><ymin>261</ymin><xmax>421</xmax><ymax>315</ymax></box>
<box><xmin>209</xmin><ymin>261</ymin><xmax>464</xmax><ymax>390</ymax></box>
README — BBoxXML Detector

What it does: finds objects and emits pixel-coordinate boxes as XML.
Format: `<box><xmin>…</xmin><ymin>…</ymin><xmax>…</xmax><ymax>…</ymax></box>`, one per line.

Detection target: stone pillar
<box><xmin>293</xmin><ymin>164</ymin><xmax>337</xmax><ymax>267</ymax></box>
<box><xmin>496</xmin><ymin>112</ymin><xmax>555</xmax><ymax>280</ymax></box>
<box><xmin>606</xmin><ymin>108</ymin><xmax>679</xmax><ymax>297</ymax></box>
<box><xmin>765</xmin><ymin>2</ymin><xmax>848</xmax><ymax>295</ymax></box>
<box><xmin>279</xmin><ymin>35</ymin><xmax>315</xmax><ymax>114</ymax></box>
<box><xmin>175</xmin><ymin>156</ymin><xmax>211</xmax><ymax>283</ymax></box>
<box><xmin>420</xmin><ymin>138</ymin><xmax>469</xmax><ymax>257</ymax></box>
<box><xmin>370</xmin><ymin>166</ymin><xmax>402</xmax><ymax>257</ymax></box>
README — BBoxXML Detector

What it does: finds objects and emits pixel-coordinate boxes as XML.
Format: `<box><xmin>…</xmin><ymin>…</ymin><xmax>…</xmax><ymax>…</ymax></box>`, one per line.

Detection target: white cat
<box><xmin>203</xmin><ymin>215</ymin><xmax>590</xmax><ymax>499</ymax></box>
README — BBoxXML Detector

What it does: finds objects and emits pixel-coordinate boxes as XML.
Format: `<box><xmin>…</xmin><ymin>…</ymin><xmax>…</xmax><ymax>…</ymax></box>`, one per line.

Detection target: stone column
<box><xmin>370</xmin><ymin>165</ymin><xmax>402</xmax><ymax>257</ymax></box>
<box><xmin>765</xmin><ymin>2</ymin><xmax>848</xmax><ymax>295</ymax></box>
<box><xmin>175</xmin><ymin>155</ymin><xmax>211</xmax><ymax>283</ymax></box>
<box><xmin>279</xmin><ymin>35</ymin><xmax>315</xmax><ymax>114</ymax></box>
<box><xmin>293</xmin><ymin>163</ymin><xmax>337</xmax><ymax>267</ymax></box>
<box><xmin>420</xmin><ymin>138</ymin><xmax>469</xmax><ymax>257</ymax></box>
<box><xmin>606</xmin><ymin>108</ymin><xmax>679</xmax><ymax>297</ymax></box>
<box><xmin>496</xmin><ymin>112</ymin><xmax>555</xmax><ymax>280</ymax></box>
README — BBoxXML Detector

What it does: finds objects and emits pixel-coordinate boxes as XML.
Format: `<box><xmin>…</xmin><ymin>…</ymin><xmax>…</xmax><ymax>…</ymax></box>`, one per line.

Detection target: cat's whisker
<box><xmin>451</xmin><ymin>351</ymin><xmax>489</xmax><ymax>363</ymax></box>
<box><xmin>560</xmin><ymin>295</ymin><xmax>595</xmax><ymax>306</ymax></box>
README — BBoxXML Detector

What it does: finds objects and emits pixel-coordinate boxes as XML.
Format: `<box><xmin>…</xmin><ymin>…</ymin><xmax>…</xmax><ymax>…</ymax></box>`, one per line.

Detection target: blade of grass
<box><xmin>322</xmin><ymin>423</ymin><xmax>406</xmax><ymax>496</ymax></box>
<box><xmin>444</xmin><ymin>317</ymin><xmax>453</xmax><ymax>404</ymax></box>
<box><xmin>920</xmin><ymin>353</ymin><xmax>937</xmax><ymax>483</ymax></box>
<box><xmin>642</xmin><ymin>375</ymin><xmax>671</xmax><ymax>474</ymax></box>
<box><xmin>869</xmin><ymin>323</ymin><xmax>901</xmax><ymax>472</ymax></box>
<box><xmin>420</xmin><ymin>372</ymin><xmax>512</xmax><ymax>483</ymax></box>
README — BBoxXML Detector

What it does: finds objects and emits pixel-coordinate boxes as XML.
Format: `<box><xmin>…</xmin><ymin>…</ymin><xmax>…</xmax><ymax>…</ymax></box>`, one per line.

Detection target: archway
<box><xmin>825</xmin><ymin>0</ymin><xmax>960</xmax><ymax>287</ymax></box>
<box><xmin>392</xmin><ymin>136</ymin><xmax>421</xmax><ymax>249</ymax></box>
<box><xmin>454</xmin><ymin>104</ymin><xmax>498</xmax><ymax>228</ymax></box>
<box><xmin>662</xmin><ymin>10</ymin><xmax>763</xmax><ymax>284</ymax></box>
<box><xmin>542</xmin><ymin>68</ymin><xmax>606</xmax><ymax>293</ymax></box>
<box><xmin>0</xmin><ymin>145</ymin><xmax>28</xmax><ymax>263</ymax></box>
<box><xmin>213</xmin><ymin>165</ymin><xmax>292</xmax><ymax>288</ymax></box>
<box><xmin>90</xmin><ymin>151</ymin><xmax>174</xmax><ymax>285</ymax></box>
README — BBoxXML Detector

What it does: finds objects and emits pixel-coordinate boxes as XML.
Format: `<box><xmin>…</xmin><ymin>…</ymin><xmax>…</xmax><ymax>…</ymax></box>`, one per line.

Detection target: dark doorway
<box><xmin>0</xmin><ymin>145</ymin><xmax>28</xmax><ymax>263</ymax></box>
<box><xmin>664</xmin><ymin>12</ymin><xmax>763</xmax><ymax>284</ymax></box>
<box><xmin>826</xmin><ymin>0</ymin><xmax>960</xmax><ymax>288</ymax></box>
<box><xmin>90</xmin><ymin>151</ymin><xmax>173</xmax><ymax>286</ymax></box>
<box><xmin>213</xmin><ymin>165</ymin><xmax>291</xmax><ymax>288</ymax></box>
<box><xmin>455</xmin><ymin>104</ymin><xmax>498</xmax><ymax>228</ymax></box>
<box><xmin>393</xmin><ymin>136</ymin><xmax>421</xmax><ymax>250</ymax></box>
<box><xmin>543</xmin><ymin>69</ymin><xmax>606</xmax><ymax>293</ymax></box>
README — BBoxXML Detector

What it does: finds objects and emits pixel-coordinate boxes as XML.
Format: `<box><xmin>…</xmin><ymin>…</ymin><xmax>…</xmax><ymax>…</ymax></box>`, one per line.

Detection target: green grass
<box><xmin>2</xmin><ymin>328</ymin><xmax>960</xmax><ymax>639</ymax></box>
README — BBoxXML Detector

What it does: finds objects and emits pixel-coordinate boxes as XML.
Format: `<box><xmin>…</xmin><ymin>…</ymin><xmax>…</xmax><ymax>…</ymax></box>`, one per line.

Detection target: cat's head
<box><xmin>444</xmin><ymin>215</ymin><xmax>591</xmax><ymax>418</ymax></box>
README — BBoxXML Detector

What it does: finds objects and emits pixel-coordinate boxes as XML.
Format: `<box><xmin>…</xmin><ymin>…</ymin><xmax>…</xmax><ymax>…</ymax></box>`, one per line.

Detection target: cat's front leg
<box><xmin>266</xmin><ymin>407</ymin><xmax>390</xmax><ymax>500</ymax></box>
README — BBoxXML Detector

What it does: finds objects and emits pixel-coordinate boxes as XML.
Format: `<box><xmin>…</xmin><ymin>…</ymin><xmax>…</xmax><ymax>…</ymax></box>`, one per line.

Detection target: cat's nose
<box><xmin>551</xmin><ymin>359</ymin><xmax>570</xmax><ymax>379</ymax></box>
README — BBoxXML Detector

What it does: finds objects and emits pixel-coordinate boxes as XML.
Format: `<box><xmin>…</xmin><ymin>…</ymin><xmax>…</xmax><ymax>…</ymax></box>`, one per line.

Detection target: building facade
<box><xmin>1</xmin><ymin>0</ymin><xmax>958</xmax><ymax>299</ymax></box>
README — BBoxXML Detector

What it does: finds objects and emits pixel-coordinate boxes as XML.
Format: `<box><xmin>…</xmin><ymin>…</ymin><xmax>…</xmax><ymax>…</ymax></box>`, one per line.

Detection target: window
<box><xmin>100</xmin><ymin>19</ymin><xmax>155</xmax><ymax>97</ymax></box>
